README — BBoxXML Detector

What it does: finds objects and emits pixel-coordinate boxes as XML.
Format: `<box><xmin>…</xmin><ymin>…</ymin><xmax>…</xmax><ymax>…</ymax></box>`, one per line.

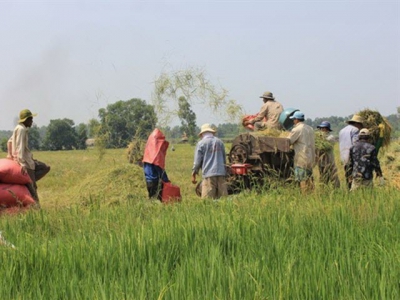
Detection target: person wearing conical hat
<box><xmin>11</xmin><ymin>109</ymin><xmax>51</xmax><ymax>205</ymax></box>
<box><xmin>339</xmin><ymin>114</ymin><xmax>364</xmax><ymax>189</ymax></box>
<box><xmin>191</xmin><ymin>123</ymin><xmax>227</xmax><ymax>199</ymax></box>
<box><xmin>245</xmin><ymin>91</ymin><xmax>284</xmax><ymax>131</ymax></box>
<box><xmin>348</xmin><ymin>128</ymin><xmax>383</xmax><ymax>191</ymax></box>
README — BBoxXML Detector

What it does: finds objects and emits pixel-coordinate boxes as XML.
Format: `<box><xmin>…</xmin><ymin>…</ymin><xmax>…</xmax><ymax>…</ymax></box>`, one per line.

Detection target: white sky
<box><xmin>0</xmin><ymin>0</ymin><xmax>399</xmax><ymax>130</ymax></box>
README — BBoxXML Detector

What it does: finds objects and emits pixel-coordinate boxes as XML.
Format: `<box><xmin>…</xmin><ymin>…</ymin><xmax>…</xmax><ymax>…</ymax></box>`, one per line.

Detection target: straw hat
<box><xmin>346</xmin><ymin>114</ymin><xmax>364</xmax><ymax>125</ymax></box>
<box><xmin>198</xmin><ymin>123</ymin><xmax>216</xmax><ymax>136</ymax></box>
<box><xmin>18</xmin><ymin>109</ymin><xmax>37</xmax><ymax>123</ymax></box>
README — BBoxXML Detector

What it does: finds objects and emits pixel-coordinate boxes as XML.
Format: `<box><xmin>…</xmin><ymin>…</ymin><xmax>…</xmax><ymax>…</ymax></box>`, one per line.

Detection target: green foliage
<box><xmin>153</xmin><ymin>67</ymin><xmax>244</xmax><ymax>126</ymax></box>
<box><xmin>0</xmin><ymin>138</ymin><xmax>7</xmax><ymax>152</ymax></box>
<box><xmin>178</xmin><ymin>96</ymin><xmax>197</xmax><ymax>142</ymax></box>
<box><xmin>0</xmin><ymin>145</ymin><xmax>399</xmax><ymax>299</ymax></box>
<box><xmin>98</xmin><ymin>98</ymin><xmax>157</xmax><ymax>148</ymax></box>
<box><xmin>75</xmin><ymin>123</ymin><xmax>88</xmax><ymax>150</ymax></box>
<box><xmin>87</xmin><ymin>118</ymin><xmax>101</xmax><ymax>138</ymax></box>
<box><xmin>28</xmin><ymin>125</ymin><xmax>41</xmax><ymax>150</ymax></box>
<box><xmin>43</xmin><ymin>118</ymin><xmax>78</xmax><ymax>150</ymax></box>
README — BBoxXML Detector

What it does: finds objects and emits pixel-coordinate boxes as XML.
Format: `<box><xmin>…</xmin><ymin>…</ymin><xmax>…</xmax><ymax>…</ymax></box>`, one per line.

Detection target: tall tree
<box><xmin>76</xmin><ymin>123</ymin><xmax>88</xmax><ymax>150</ymax></box>
<box><xmin>177</xmin><ymin>96</ymin><xmax>197</xmax><ymax>143</ymax></box>
<box><xmin>43</xmin><ymin>119</ymin><xmax>78</xmax><ymax>150</ymax></box>
<box><xmin>28</xmin><ymin>125</ymin><xmax>41</xmax><ymax>150</ymax></box>
<box><xmin>98</xmin><ymin>98</ymin><xmax>157</xmax><ymax>148</ymax></box>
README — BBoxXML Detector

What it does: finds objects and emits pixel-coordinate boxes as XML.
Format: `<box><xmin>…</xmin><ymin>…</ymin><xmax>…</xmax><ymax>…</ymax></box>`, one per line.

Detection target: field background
<box><xmin>0</xmin><ymin>143</ymin><xmax>399</xmax><ymax>299</ymax></box>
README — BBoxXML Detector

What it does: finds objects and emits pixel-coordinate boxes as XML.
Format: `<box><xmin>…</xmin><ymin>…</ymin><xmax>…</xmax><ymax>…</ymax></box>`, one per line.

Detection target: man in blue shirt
<box><xmin>191</xmin><ymin>124</ymin><xmax>227</xmax><ymax>199</ymax></box>
<box><xmin>339</xmin><ymin>114</ymin><xmax>364</xmax><ymax>189</ymax></box>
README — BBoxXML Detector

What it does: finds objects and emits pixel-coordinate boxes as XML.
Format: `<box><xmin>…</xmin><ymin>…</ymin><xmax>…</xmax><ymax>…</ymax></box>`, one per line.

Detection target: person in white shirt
<box><xmin>11</xmin><ymin>109</ymin><xmax>50</xmax><ymax>204</ymax></box>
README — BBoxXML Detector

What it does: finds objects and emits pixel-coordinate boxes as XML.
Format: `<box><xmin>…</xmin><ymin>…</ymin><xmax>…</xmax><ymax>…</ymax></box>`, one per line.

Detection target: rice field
<box><xmin>0</xmin><ymin>143</ymin><xmax>399</xmax><ymax>299</ymax></box>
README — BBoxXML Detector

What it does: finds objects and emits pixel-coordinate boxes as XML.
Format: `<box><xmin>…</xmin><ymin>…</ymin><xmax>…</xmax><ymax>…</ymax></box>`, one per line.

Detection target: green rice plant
<box><xmin>0</xmin><ymin>145</ymin><xmax>399</xmax><ymax>299</ymax></box>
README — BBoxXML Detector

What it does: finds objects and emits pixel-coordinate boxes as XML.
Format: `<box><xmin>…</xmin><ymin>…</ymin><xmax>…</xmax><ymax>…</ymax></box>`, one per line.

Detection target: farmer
<box><xmin>191</xmin><ymin>123</ymin><xmax>228</xmax><ymax>199</ymax></box>
<box><xmin>339</xmin><ymin>114</ymin><xmax>364</xmax><ymax>189</ymax></box>
<box><xmin>348</xmin><ymin>128</ymin><xmax>383</xmax><ymax>191</ymax></box>
<box><xmin>11</xmin><ymin>109</ymin><xmax>51</xmax><ymax>204</ymax></box>
<box><xmin>245</xmin><ymin>91</ymin><xmax>284</xmax><ymax>130</ymax></box>
<box><xmin>142</xmin><ymin>128</ymin><xmax>170</xmax><ymax>200</ymax></box>
<box><xmin>288</xmin><ymin>111</ymin><xmax>316</xmax><ymax>193</ymax></box>
<box><xmin>316</xmin><ymin>121</ymin><xmax>340</xmax><ymax>188</ymax></box>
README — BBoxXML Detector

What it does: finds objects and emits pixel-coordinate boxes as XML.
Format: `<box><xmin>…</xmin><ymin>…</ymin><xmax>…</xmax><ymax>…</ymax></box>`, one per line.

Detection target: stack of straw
<box><xmin>357</xmin><ymin>109</ymin><xmax>392</xmax><ymax>149</ymax></box>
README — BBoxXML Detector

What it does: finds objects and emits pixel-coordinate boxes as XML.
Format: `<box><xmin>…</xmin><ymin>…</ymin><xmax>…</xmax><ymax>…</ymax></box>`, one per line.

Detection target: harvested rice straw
<box><xmin>251</xmin><ymin>128</ymin><xmax>288</xmax><ymax>137</ymax></box>
<box><xmin>314</xmin><ymin>131</ymin><xmax>333</xmax><ymax>152</ymax></box>
<box><xmin>357</xmin><ymin>109</ymin><xmax>392</xmax><ymax>148</ymax></box>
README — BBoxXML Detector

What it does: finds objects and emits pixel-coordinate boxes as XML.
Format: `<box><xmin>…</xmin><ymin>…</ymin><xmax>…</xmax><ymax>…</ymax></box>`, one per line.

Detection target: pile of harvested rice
<box><xmin>127</xmin><ymin>139</ymin><xmax>145</xmax><ymax>164</ymax></box>
<box><xmin>314</xmin><ymin>131</ymin><xmax>333</xmax><ymax>152</ymax></box>
<box><xmin>72</xmin><ymin>164</ymin><xmax>147</xmax><ymax>206</ymax></box>
<box><xmin>252</xmin><ymin>128</ymin><xmax>290</xmax><ymax>138</ymax></box>
<box><xmin>357</xmin><ymin>109</ymin><xmax>392</xmax><ymax>148</ymax></box>
<box><xmin>381</xmin><ymin>141</ymin><xmax>400</xmax><ymax>190</ymax></box>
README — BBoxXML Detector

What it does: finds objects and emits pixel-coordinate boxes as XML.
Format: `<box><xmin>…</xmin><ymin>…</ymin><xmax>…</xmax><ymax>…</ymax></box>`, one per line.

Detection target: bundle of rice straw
<box><xmin>251</xmin><ymin>128</ymin><xmax>290</xmax><ymax>138</ymax></box>
<box><xmin>357</xmin><ymin>109</ymin><xmax>392</xmax><ymax>148</ymax></box>
<box><xmin>314</xmin><ymin>131</ymin><xmax>333</xmax><ymax>152</ymax></box>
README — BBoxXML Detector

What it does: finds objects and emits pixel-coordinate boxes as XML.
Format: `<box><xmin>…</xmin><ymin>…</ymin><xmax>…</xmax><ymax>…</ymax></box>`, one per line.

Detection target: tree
<box><xmin>87</xmin><ymin>118</ymin><xmax>101</xmax><ymax>138</ymax></box>
<box><xmin>43</xmin><ymin>119</ymin><xmax>78</xmax><ymax>150</ymax></box>
<box><xmin>153</xmin><ymin>67</ymin><xmax>243</xmax><ymax>126</ymax></box>
<box><xmin>28</xmin><ymin>125</ymin><xmax>41</xmax><ymax>150</ymax></box>
<box><xmin>178</xmin><ymin>96</ymin><xmax>197</xmax><ymax>143</ymax></box>
<box><xmin>75</xmin><ymin>123</ymin><xmax>88</xmax><ymax>150</ymax></box>
<box><xmin>98</xmin><ymin>98</ymin><xmax>157</xmax><ymax>148</ymax></box>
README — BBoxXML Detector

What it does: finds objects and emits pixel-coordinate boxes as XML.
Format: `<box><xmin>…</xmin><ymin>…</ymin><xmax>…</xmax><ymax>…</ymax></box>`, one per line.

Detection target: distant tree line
<box><xmin>1</xmin><ymin>104</ymin><xmax>399</xmax><ymax>153</ymax></box>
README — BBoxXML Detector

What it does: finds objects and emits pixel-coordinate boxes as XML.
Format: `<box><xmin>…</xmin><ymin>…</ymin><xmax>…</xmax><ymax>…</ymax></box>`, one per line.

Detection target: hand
<box><xmin>191</xmin><ymin>174</ymin><xmax>197</xmax><ymax>184</ymax></box>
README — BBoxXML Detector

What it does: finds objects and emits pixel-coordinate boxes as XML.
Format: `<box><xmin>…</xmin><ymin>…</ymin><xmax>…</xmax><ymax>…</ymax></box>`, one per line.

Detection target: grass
<box><xmin>0</xmin><ymin>144</ymin><xmax>399</xmax><ymax>299</ymax></box>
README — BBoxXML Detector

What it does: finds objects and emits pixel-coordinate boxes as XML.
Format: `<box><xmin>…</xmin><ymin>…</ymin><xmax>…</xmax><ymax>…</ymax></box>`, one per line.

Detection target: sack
<box><xmin>0</xmin><ymin>159</ymin><xmax>32</xmax><ymax>184</ymax></box>
<box><xmin>161</xmin><ymin>182</ymin><xmax>181</xmax><ymax>203</ymax></box>
<box><xmin>0</xmin><ymin>183</ymin><xmax>36</xmax><ymax>208</ymax></box>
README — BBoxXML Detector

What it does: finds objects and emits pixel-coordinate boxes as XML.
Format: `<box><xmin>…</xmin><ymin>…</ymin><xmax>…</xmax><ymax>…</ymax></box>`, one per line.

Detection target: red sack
<box><xmin>242</xmin><ymin>114</ymin><xmax>268</xmax><ymax>131</ymax></box>
<box><xmin>0</xmin><ymin>159</ymin><xmax>32</xmax><ymax>184</ymax></box>
<box><xmin>0</xmin><ymin>183</ymin><xmax>36</xmax><ymax>208</ymax></box>
<box><xmin>161</xmin><ymin>182</ymin><xmax>181</xmax><ymax>203</ymax></box>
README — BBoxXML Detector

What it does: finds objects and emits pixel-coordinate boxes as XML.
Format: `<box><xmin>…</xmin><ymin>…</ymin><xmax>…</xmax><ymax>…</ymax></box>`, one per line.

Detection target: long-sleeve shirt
<box><xmin>143</xmin><ymin>163</ymin><xmax>169</xmax><ymax>182</ymax></box>
<box><xmin>11</xmin><ymin>123</ymin><xmax>35</xmax><ymax>170</ymax></box>
<box><xmin>251</xmin><ymin>100</ymin><xmax>283</xmax><ymax>128</ymax></box>
<box><xmin>288</xmin><ymin>122</ymin><xmax>315</xmax><ymax>170</ymax></box>
<box><xmin>192</xmin><ymin>135</ymin><xmax>226</xmax><ymax>178</ymax></box>
<box><xmin>339</xmin><ymin>125</ymin><xmax>359</xmax><ymax>164</ymax></box>
<box><xmin>349</xmin><ymin>140</ymin><xmax>382</xmax><ymax>180</ymax></box>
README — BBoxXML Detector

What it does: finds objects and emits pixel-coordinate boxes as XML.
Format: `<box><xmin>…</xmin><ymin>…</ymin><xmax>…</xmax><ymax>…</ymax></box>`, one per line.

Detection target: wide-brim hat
<box><xmin>18</xmin><ymin>109</ymin><xmax>37</xmax><ymax>123</ymax></box>
<box><xmin>259</xmin><ymin>91</ymin><xmax>275</xmax><ymax>100</ymax></box>
<box><xmin>198</xmin><ymin>123</ymin><xmax>216</xmax><ymax>136</ymax></box>
<box><xmin>346</xmin><ymin>114</ymin><xmax>364</xmax><ymax>125</ymax></box>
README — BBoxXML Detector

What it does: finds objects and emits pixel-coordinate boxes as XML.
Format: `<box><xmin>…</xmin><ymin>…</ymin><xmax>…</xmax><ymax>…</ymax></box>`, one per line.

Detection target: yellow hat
<box><xmin>18</xmin><ymin>109</ymin><xmax>37</xmax><ymax>123</ymax></box>
<box><xmin>346</xmin><ymin>114</ymin><xmax>364</xmax><ymax>125</ymax></box>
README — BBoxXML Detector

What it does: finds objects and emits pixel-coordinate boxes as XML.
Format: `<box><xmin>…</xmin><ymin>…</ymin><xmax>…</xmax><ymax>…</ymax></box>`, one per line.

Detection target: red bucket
<box><xmin>161</xmin><ymin>182</ymin><xmax>182</xmax><ymax>203</ymax></box>
<box><xmin>231</xmin><ymin>164</ymin><xmax>252</xmax><ymax>175</ymax></box>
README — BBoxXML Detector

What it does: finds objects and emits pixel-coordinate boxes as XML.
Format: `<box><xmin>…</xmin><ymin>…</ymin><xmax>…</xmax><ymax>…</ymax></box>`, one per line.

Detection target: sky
<box><xmin>0</xmin><ymin>0</ymin><xmax>399</xmax><ymax>130</ymax></box>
